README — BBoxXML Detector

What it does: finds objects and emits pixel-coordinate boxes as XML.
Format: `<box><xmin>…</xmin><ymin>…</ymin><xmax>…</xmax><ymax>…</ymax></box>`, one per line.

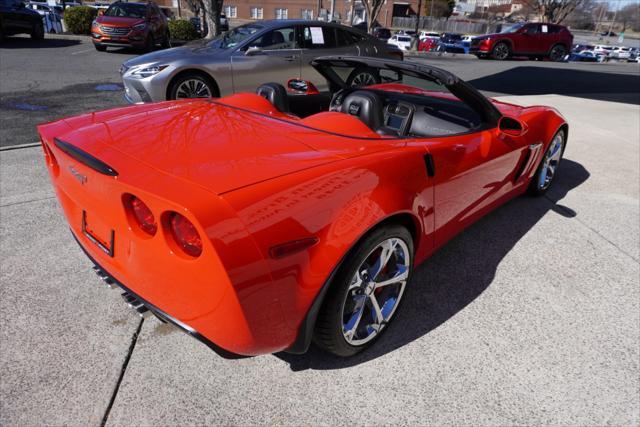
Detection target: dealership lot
<box><xmin>1</xmin><ymin>34</ymin><xmax>639</xmax><ymax>425</ymax></box>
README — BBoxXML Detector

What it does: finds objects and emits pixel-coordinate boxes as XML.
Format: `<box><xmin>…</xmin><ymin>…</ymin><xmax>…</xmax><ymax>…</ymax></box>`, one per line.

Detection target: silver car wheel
<box><xmin>538</xmin><ymin>131</ymin><xmax>564</xmax><ymax>190</ymax></box>
<box><xmin>175</xmin><ymin>79</ymin><xmax>212</xmax><ymax>99</ymax></box>
<box><xmin>350</xmin><ymin>72</ymin><xmax>377</xmax><ymax>87</ymax></box>
<box><xmin>341</xmin><ymin>237</ymin><xmax>410</xmax><ymax>346</ymax></box>
<box><xmin>493</xmin><ymin>42</ymin><xmax>510</xmax><ymax>60</ymax></box>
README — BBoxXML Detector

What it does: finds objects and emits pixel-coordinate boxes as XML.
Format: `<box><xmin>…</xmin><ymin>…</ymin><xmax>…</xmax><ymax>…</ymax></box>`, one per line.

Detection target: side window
<box><xmin>302</xmin><ymin>26</ymin><xmax>336</xmax><ymax>49</ymax></box>
<box><xmin>336</xmin><ymin>29</ymin><xmax>354</xmax><ymax>46</ymax></box>
<box><xmin>245</xmin><ymin>27</ymin><xmax>298</xmax><ymax>51</ymax></box>
<box><xmin>524</xmin><ymin>24</ymin><xmax>539</xmax><ymax>34</ymax></box>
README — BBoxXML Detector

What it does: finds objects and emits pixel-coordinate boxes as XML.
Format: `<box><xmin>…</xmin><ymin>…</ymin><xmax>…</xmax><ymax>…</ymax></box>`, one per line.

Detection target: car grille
<box><xmin>100</xmin><ymin>25</ymin><xmax>130</xmax><ymax>36</ymax></box>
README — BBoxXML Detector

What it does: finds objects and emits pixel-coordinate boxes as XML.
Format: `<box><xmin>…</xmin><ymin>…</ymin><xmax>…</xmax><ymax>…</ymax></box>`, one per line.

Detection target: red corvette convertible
<box><xmin>38</xmin><ymin>57</ymin><xmax>567</xmax><ymax>358</ymax></box>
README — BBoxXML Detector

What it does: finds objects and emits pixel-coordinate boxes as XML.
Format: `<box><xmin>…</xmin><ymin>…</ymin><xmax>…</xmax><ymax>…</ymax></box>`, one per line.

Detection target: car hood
<box><xmin>40</xmin><ymin>100</ymin><xmax>348</xmax><ymax>195</ymax></box>
<box><xmin>122</xmin><ymin>43</ymin><xmax>226</xmax><ymax>68</ymax></box>
<box><xmin>96</xmin><ymin>16</ymin><xmax>144</xmax><ymax>27</ymax></box>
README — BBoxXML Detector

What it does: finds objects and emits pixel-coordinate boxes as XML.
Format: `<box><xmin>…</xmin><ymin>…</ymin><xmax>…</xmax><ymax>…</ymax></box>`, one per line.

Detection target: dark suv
<box><xmin>0</xmin><ymin>0</ymin><xmax>44</xmax><ymax>40</ymax></box>
<box><xmin>470</xmin><ymin>22</ymin><xmax>573</xmax><ymax>61</ymax></box>
<box><xmin>91</xmin><ymin>1</ymin><xmax>169</xmax><ymax>52</ymax></box>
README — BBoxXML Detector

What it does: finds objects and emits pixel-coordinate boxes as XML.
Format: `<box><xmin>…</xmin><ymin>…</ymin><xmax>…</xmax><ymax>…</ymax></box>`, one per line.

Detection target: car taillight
<box><xmin>169</xmin><ymin>212</ymin><xmax>202</xmax><ymax>257</ymax></box>
<box><xmin>480</xmin><ymin>39</ymin><xmax>491</xmax><ymax>49</ymax></box>
<box><xmin>126</xmin><ymin>195</ymin><xmax>157</xmax><ymax>236</ymax></box>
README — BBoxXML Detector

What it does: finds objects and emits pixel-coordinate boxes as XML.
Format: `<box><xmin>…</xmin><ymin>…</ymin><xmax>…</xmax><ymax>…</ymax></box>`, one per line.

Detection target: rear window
<box><xmin>302</xmin><ymin>26</ymin><xmax>337</xmax><ymax>49</ymax></box>
<box><xmin>398</xmin><ymin>36</ymin><xmax>411</xmax><ymax>42</ymax></box>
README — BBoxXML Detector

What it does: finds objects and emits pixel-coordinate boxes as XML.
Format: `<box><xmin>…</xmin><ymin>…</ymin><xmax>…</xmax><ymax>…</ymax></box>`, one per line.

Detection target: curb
<box><xmin>405</xmin><ymin>52</ymin><xmax>478</xmax><ymax>60</ymax></box>
<box><xmin>0</xmin><ymin>142</ymin><xmax>41</xmax><ymax>151</ymax></box>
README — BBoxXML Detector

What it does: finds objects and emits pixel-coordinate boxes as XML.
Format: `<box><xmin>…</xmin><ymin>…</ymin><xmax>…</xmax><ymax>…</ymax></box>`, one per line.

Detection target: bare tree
<box><xmin>361</xmin><ymin>0</ymin><xmax>385</xmax><ymax>33</ymax></box>
<box><xmin>620</xmin><ymin>2</ymin><xmax>640</xmax><ymax>32</ymax></box>
<box><xmin>185</xmin><ymin>0</ymin><xmax>224</xmax><ymax>38</ymax></box>
<box><xmin>522</xmin><ymin>0</ymin><xmax>584</xmax><ymax>24</ymax></box>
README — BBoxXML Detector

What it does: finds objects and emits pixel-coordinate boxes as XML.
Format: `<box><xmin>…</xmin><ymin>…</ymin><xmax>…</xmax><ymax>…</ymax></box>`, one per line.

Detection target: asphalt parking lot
<box><xmin>1</xmin><ymin>34</ymin><xmax>639</xmax><ymax>425</ymax></box>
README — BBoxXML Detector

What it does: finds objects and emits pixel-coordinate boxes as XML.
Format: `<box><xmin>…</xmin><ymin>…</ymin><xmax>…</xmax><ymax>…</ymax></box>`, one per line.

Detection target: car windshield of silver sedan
<box><xmin>104</xmin><ymin>3</ymin><xmax>146</xmax><ymax>18</ymax></box>
<box><xmin>500</xmin><ymin>23</ymin><xmax>524</xmax><ymax>34</ymax></box>
<box><xmin>210</xmin><ymin>23</ymin><xmax>263</xmax><ymax>49</ymax></box>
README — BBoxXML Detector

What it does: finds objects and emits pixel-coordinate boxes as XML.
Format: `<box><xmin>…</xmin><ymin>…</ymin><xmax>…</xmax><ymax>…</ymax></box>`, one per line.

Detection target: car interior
<box><xmin>255</xmin><ymin>82</ymin><xmax>485</xmax><ymax>138</ymax></box>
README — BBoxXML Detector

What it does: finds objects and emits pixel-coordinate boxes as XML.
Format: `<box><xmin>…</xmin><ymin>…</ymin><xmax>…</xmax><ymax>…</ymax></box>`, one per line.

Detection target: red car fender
<box><xmin>222</xmin><ymin>145</ymin><xmax>434</xmax><ymax>352</ymax></box>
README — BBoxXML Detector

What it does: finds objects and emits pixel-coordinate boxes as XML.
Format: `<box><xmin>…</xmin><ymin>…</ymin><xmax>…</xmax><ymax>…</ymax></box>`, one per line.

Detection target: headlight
<box><xmin>132</xmin><ymin>23</ymin><xmax>146</xmax><ymax>31</ymax></box>
<box><xmin>91</xmin><ymin>20</ymin><xmax>97</xmax><ymax>27</ymax></box>
<box><xmin>131</xmin><ymin>65</ymin><xmax>168</xmax><ymax>78</ymax></box>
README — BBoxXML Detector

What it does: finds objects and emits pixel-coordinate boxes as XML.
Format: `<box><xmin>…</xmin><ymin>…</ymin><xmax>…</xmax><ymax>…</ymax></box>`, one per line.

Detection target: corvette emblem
<box><xmin>68</xmin><ymin>165</ymin><xmax>87</xmax><ymax>185</ymax></box>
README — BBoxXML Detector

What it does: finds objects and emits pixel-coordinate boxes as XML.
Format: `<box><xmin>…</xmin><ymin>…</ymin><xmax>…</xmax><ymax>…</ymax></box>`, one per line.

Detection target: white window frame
<box><xmin>250</xmin><ymin>6</ymin><xmax>263</xmax><ymax>19</ymax></box>
<box><xmin>224</xmin><ymin>5</ymin><xmax>237</xmax><ymax>18</ymax></box>
<box><xmin>301</xmin><ymin>8</ymin><xmax>313</xmax><ymax>19</ymax></box>
<box><xmin>275</xmin><ymin>8</ymin><xmax>288</xmax><ymax>19</ymax></box>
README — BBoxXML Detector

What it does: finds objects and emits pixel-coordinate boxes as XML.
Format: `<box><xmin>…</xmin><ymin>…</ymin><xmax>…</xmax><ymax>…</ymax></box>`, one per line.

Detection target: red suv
<box><xmin>470</xmin><ymin>22</ymin><xmax>573</xmax><ymax>61</ymax></box>
<box><xmin>92</xmin><ymin>1</ymin><xmax>169</xmax><ymax>52</ymax></box>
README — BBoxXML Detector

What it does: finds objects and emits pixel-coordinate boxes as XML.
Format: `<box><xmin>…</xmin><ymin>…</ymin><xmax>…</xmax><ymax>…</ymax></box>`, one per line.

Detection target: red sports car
<box><xmin>38</xmin><ymin>57</ymin><xmax>567</xmax><ymax>358</ymax></box>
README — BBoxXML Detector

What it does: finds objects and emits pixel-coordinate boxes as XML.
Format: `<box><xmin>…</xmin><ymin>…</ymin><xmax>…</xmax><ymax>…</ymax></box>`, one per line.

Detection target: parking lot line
<box><xmin>70</xmin><ymin>48</ymin><xmax>95</xmax><ymax>55</ymax></box>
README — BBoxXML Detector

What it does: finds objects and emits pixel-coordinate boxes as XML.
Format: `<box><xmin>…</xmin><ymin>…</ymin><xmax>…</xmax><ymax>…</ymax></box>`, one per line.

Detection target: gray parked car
<box><xmin>120</xmin><ymin>19</ymin><xmax>403</xmax><ymax>103</ymax></box>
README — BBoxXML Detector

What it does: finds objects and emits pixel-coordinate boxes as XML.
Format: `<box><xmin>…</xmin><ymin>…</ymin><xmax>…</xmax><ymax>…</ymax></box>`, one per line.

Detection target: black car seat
<box><xmin>256</xmin><ymin>83</ymin><xmax>290</xmax><ymax>113</ymax></box>
<box><xmin>341</xmin><ymin>91</ymin><xmax>384</xmax><ymax>132</ymax></box>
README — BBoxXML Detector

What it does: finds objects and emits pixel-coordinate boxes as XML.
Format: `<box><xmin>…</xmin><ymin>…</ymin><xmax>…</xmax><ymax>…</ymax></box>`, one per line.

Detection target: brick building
<box><xmin>218</xmin><ymin>0</ymin><xmax>421</xmax><ymax>27</ymax></box>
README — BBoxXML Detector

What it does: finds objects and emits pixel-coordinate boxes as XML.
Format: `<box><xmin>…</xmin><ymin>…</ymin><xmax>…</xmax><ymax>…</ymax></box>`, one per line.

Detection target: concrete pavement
<box><xmin>0</xmin><ymin>94</ymin><xmax>638</xmax><ymax>425</ymax></box>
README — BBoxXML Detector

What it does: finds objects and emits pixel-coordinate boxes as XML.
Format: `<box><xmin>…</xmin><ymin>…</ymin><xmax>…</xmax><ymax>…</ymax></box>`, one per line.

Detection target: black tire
<box><xmin>31</xmin><ymin>21</ymin><xmax>44</xmax><ymax>40</ymax></box>
<box><xmin>161</xmin><ymin>31</ymin><xmax>171</xmax><ymax>49</ymax></box>
<box><xmin>346</xmin><ymin>67</ymin><xmax>381</xmax><ymax>88</ymax></box>
<box><xmin>491</xmin><ymin>41</ymin><xmax>510</xmax><ymax>60</ymax></box>
<box><xmin>94</xmin><ymin>43</ymin><xmax>107</xmax><ymax>52</ymax></box>
<box><xmin>313</xmin><ymin>224</ymin><xmax>414</xmax><ymax>357</ymax></box>
<box><xmin>528</xmin><ymin>129</ymin><xmax>566</xmax><ymax>196</ymax></box>
<box><xmin>168</xmin><ymin>72</ymin><xmax>218</xmax><ymax>100</ymax></box>
<box><xmin>549</xmin><ymin>44</ymin><xmax>567</xmax><ymax>62</ymax></box>
<box><xmin>144</xmin><ymin>34</ymin><xmax>154</xmax><ymax>52</ymax></box>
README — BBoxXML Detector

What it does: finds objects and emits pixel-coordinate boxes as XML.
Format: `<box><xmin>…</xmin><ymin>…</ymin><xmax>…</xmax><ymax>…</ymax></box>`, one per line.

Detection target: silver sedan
<box><xmin>120</xmin><ymin>19</ymin><xmax>403</xmax><ymax>103</ymax></box>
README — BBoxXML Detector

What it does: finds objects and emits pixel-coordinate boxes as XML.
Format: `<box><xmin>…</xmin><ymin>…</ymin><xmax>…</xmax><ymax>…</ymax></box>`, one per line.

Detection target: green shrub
<box><xmin>168</xmin><ymin>19</ymin><xmax>199</xmax><ymax>41</ymax></box>
<box><xmin>64</xmin><ymin>6</ymin><xmax>98</xmax><ymax>35</ymax></box>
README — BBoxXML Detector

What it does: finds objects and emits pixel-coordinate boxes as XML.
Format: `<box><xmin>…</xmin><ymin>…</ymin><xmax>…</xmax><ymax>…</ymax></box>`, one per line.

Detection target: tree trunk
<box><xmin>202</xmin><ymin>0</ymin><xmax>223</xmax><ymax>39</ymax></box>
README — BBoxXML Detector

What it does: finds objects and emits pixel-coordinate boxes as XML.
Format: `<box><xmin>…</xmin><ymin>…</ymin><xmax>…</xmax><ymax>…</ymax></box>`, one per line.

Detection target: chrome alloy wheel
<box><xmin>350</xmin><ymin>72</ymin><xmax>377</xmax><ymax>87</ymax></box>
<box><xmin>341</xmin><ymin>237</ymin><xmax>410</xmax><ymax>346</ymax></box>
<box><xmin>175</xmin><ymin>79</ymin><xmax>212</xmax><ymax>99</ymax></box>
<box><xmin>538</xmin><ymin>131</ymin><xmax>564</xmax><ymax>190</ymax></box>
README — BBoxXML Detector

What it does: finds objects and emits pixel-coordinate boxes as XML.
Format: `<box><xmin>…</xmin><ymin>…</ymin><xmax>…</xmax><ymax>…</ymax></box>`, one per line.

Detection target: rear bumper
<box><xmin>72</xmin><ymin>231</ymin><xmax>245</xmax><ymax>359</ymax></box>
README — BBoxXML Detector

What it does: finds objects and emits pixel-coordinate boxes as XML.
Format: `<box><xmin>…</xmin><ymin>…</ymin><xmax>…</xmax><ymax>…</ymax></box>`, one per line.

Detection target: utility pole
<box><xmin>594</xmin><ymin>2</ymin><xmax>605</xmax><ymax>36</ymax></box>
<box><xmin>414</xmin><ymin>0</ymin><xmax>422</xmax><ymax>34</ymax></box>
<box><xmin>606</xmin><ymin>2</ymin><xmax>618</xmax><ymax>37</ymax></box>
<box><xmin>330</xmin><ymin>0</ymin><xmax>336</xmax><ymax>21</ymax></box>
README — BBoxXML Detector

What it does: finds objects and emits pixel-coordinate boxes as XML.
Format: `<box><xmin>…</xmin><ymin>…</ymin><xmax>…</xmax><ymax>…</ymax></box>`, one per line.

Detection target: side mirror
<box><xmin>286</xmin><ymin>78</ymin><xmax>319</xmax><ymax>95</ymax></box>
<box><xmin>498</xmin><ymin>116</ymin><xmax>526</xmax><ymax>137</ymax></box>
<box><xmin>245</xmin><ymin>46</ymin><xmax>263</xmax><ymax>56</ymax></box>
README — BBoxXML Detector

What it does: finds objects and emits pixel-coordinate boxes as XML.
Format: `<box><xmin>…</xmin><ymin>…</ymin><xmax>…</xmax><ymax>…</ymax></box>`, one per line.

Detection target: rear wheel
<box><xmin>549</xmin><ymin>44</ymin><xmax>567</xmax><ymax>62</ymax></box>
<box><xmin>314</xmin><ymin>225</ymin><xmax>414</xmax><ymax>357</ymax></box>
<box><xmin>529</xmin><ymin>129</ymin><xmax>566</xmax><ymax>195</ymax></box>
<box><xmin>31</xmin><ymin>21</ymin><xmax>44</xmax><ymax>40</ymax></box>
<box><xmin>492</xmin><ymin>42</ymin><xmax>510</xmax><ymax>60</ymax></box>
<box><xmin>346</xmin><ymin>67</ymin><xmax>380</xmax><ymax>88</ymax></box>
<box><xmin>168</xmin><ymin>72</ymin><xmax>217</xmax><ymax>100</ymax></box>
<box><xmin>161</xmin><ymin>31</ymin><xmax>171</xmax><ymax>49</ymax></box>
<box><xmin>144</xmin><ymin>34</ymin><xmax>154</xmax><ymax>52</ymax></box>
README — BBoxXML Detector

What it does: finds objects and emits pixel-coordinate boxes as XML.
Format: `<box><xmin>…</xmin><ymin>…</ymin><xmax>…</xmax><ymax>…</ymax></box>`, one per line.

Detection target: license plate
<box><xmin>82</xmin><ymin>210</ymin><xmax>115</xmax><ymax>257</ymax></box>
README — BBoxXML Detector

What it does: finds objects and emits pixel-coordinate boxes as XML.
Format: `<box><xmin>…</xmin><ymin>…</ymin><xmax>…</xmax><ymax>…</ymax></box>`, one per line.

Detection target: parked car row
<box><xmin>566</xmin><ymin>43</ymin><xmax>639</xmax><ymax>63</ymax></box>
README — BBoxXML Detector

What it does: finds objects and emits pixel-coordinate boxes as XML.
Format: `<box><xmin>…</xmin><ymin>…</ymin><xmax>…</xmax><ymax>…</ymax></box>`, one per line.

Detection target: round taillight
<box><xmin>169</xmin><ymin>212</ymin><xmax>202</xmax><ymax>257</ymax></box>
<box><xmin>128</xmin><ymin>196</ymin><xmax>157</xmax><ymax>236</ymax></box>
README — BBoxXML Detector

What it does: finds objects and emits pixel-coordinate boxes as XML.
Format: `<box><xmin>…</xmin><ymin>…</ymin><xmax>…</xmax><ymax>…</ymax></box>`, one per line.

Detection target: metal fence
<box><xmin>392</xmin><ymin>17</ymin><xmax>500</xmax><ymax>35</ymax></box>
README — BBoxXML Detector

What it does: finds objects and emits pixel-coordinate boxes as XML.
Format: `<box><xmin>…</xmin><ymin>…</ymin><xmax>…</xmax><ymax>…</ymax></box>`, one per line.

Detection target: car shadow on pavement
<box><xmin>0</xmin><ymin>37</ymin><xmax>81</xmax><ymax>48</ymax></box>
<box><xmin>469</xmin><ymin>66</ymin><xmax>640</xmax><ymax>105</ymax></box>
<box><xmin>275</xmin><ymin>158</ymin><xmax>590</xmax><ymax>371</ymax></box>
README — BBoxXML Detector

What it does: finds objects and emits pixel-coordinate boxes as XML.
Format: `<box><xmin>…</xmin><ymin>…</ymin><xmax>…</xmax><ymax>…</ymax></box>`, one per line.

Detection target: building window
<box><xmin>224</xmin><ymin>5</ymin><xmax>237</xmax><ymax>18</ymax></box>
<box><xmin>301</xmin><ymin>8</ymin><xmax>313</xmax><ymax>19</ymax></box>
<box><xmin>250</xmin><ymin>7</ymin><xmax>263</xmax><ymax>19</ymax></box>
<box><xmin>275</xmin><ymin>8</ymin><xmax>288</xmax><ymax>19</ymax></box>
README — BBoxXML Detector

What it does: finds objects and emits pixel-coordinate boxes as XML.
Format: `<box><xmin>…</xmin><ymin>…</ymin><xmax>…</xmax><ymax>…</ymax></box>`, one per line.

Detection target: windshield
<box><xmin>208</xmin><ymin>23</ymin><xmax>263</xmax><ymax>49</ymax></box>
<box><xmin>104</xmin><ymin>3</ymin><xmax>147</xmax><ymax>18</ymax></box>
<box><xmin>500</xmin><ymin>23</ymin><xmax>524</xmax><ymax>34</ymax></box>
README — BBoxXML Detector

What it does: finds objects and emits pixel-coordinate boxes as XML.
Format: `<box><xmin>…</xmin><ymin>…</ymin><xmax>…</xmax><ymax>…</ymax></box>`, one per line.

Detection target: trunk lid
<box><xmin>42</xmin><ymin>100</ymin><xmax>344</xmax><ymax>195</ymax></box>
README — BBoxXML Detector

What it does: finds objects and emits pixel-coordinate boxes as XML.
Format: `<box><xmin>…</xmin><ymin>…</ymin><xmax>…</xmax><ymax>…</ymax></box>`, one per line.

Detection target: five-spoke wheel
<box><xmin>314</xmin><ymin>225</ymin><xmax>413</xmax><ymax>357</ymax></box>
<box><xmin>530</xmin><ymin>129</ymin><xmax>565</xmax><ymax>195</ymax></box>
